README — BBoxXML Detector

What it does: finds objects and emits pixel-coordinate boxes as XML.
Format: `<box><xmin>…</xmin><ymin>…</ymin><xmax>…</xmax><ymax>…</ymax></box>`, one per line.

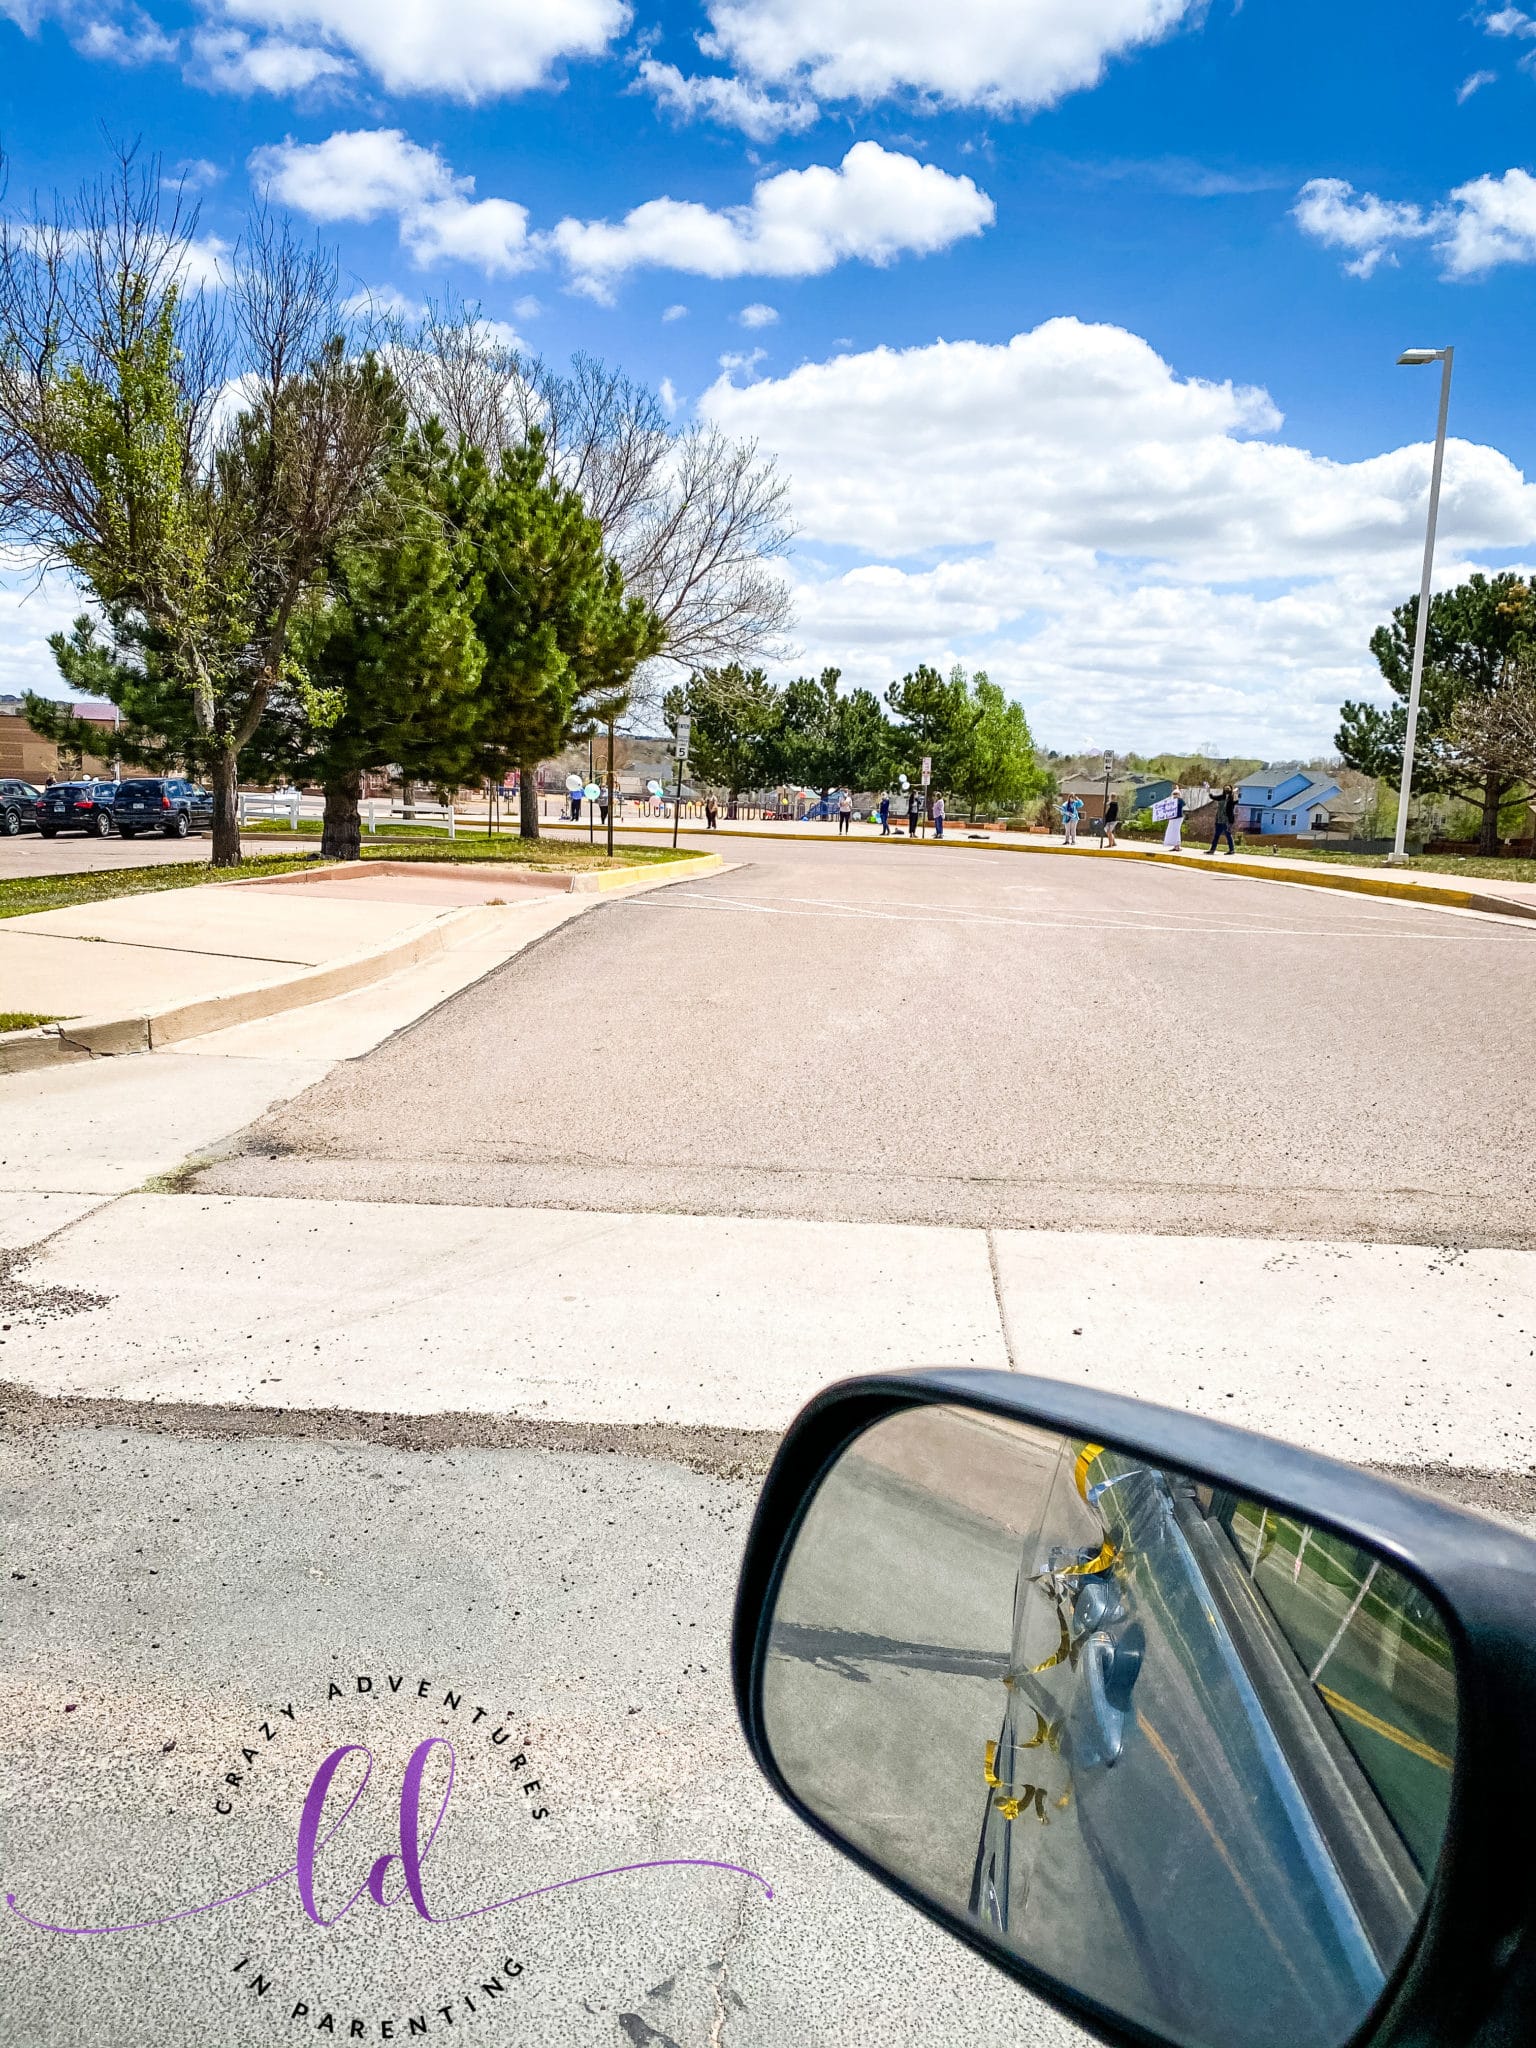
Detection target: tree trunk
<box><xmin>211</xmin><ymin>746</ymin><xmax>241</xmax><ymax>868</ymax></box>
<box><xmin>401</xmin><ymin>777</ymin><xmax>416</xmax><ymax>822</ymax></box>
<box><xmin>1480</xmin><ymin>770</ymin><xmax>1501</xmax><ymax>856</ymax></box>
<box><xmin>321</xmin><ymin>769</ymin><xmax>363</xmax><ymax>861</ymax></box>
<box><xmin>519</xmin><ymin>759</ymin><xmax>540</xmax><ymax>840</ymax></box>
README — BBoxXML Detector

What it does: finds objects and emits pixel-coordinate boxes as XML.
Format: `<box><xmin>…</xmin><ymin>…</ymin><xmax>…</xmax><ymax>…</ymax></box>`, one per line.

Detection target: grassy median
<box><xmin>0</xmin><ymin>838</ymin><xmax>691</xmax><ymax>922</ymax></box>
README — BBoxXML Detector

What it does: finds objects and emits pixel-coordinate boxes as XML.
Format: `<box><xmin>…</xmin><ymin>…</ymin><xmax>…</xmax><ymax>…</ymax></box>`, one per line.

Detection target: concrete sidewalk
<box><xmin>4</xmin><ymin>1186</ymin><xmax>1531</xmax><ymax>1471</ymax></box>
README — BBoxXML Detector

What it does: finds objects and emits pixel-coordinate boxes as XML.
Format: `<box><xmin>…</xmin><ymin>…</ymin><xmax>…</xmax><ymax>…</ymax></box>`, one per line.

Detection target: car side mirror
<box><xmin>732</xmin><ymin>1372</ymin><xmax>1536</xmax><ymax>2048</ymax></box>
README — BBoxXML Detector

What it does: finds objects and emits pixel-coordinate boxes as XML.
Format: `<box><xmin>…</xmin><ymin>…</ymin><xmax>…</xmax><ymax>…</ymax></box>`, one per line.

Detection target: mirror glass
<box><xmin>761</xmin><ymin>1404</ymin><xmax>1457</xmax><ymax>2048</ymax></box>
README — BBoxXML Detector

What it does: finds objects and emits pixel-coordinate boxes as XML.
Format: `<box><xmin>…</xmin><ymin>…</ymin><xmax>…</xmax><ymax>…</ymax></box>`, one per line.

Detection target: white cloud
<box><xmin>340</xmin><ymin>282</ymin><xmax>426</xmax><ymax>319</ymax></box>
<box><xmin>23</xmin><ymin>221</ymin><xmax>233</xmax><ymax>289</ymax></box>
<box><xmin>551</xmin><ymin>141</ymin><xmax>993</xmax><ymax>298</ymax></box>
<box><xmin>692</xmin><ymin>0</ymin><xmax>1199</xmax><ymax>120</ymax></box>
<box><xmin>658</xmin><ymin>376</ymin><xmax>681</xmax><ymax>415</ymax></box>
<box><xmin>1457</xmin><ymin>68</ymin><xmax>1497</xmax><ymax>101</ymax></box>
<box><xmin>1294</xmin><ymin>168</ymin><xmax>1536</xmax><ymax>278</ymax></box>
<box><xmin>1440</xmin><ymin>167</ymin><xmax>1536</xmax><ymax>274</ymax></box>
<box><xmin>250</xmin><ymin>128</ymin><xmax>451</xmax><ymax>218</ymax></box>
<box><xmin>700</xmin><ymin>318</ymin><xmax>1536</xmax><ymax>752</ymax></box>
<box><xmin>189</xmin><ymin>25</ymin><xmax>351</xmax><ymax>90</ymax></box>
<box><xmin>737</xmin><ymin>301</ymin><xmax>779</xmax><ymax>327</ymax></box>
<box><xmin>1</xmin><ymin>0</ymin><xmax>178</xmax><ymax>62</ymax></box>
<box><xmin>400</xmin><ymin>196</ymin><xmax>533</xmax><ymax>274</ymax></box>
<box><xmin>73</xmin><ymin>9</ymin><xmax>177</xmax><ymax>61</ymax></box>
<box><xmin>0</xmin><ymin>557</ymin><xmax>88</xmax><ymax>703</ymax></box>
<box><xmin>513</xmin><ymin>294</ymin><xmax>543</xmax><ymax>318</ymax></box>
<box><xmin>662</xmin><ymin>302</ymin><xmax>689</xmax><ymax>321</ymax></box>
<box><xmin>634</xmin><ymin>58</ymin><xmax>817</xmax><ymax>140</ymax></box>
<box><xmin>717</xmin><ymin>345</ymin><xmax>767</xmax><ymax>376</ymax></box>
<box><xmin>256</xmin><ymin>131</ymin><xmax>980</xmax><ymax>293</ymax></box>
<box><xmin>250</xmin><ymin>129</ymin><xmax>535</xmax><ymax>274</ymax></box>
<box><xmin>198</xmin><ymin>0</ymin><xmax>628</xmax><ymax>98</ymax></box>
<box><xmin>1291</xmin><ymin>177</ymin><xmax>1436</xmax><ymax>277</ymax></box>
<box><xmin>1483</xmin><ymin>5</ymin><xmax>1536</xmax><ymax>35</ymax></box>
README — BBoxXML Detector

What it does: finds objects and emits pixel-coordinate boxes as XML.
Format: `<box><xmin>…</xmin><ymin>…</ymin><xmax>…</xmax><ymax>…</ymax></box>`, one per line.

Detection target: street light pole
<box><xmin>1390</xmin><ymin>346</ymin><xmax>1454</xmax><ymax>865</ymax></box>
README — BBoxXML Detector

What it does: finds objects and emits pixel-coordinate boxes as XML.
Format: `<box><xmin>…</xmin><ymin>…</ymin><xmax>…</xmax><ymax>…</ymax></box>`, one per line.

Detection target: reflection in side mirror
<box><xmin>759</xmin><ymin>1403</ymin><xmax>1458</xmax><ymax>2048</ymax></box>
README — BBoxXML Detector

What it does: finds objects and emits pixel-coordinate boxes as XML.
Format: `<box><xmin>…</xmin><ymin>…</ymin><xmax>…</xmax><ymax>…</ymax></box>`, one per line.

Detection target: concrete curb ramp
<box><xmin>0</xmin><ymin>852</ymin><xmax>722</xmax><ymax>1074</ymax></box>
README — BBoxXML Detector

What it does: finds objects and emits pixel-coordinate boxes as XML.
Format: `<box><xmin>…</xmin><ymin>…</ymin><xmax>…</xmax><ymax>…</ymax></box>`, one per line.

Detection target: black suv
<box><xmin>113</xmin><ymin>777</ymin><xmax>215</xmax><ymax>839</ymax></box>
<box><xmin>36</xmin><ymin>780</ymin><xmax>119</xmax><ymax>838</ymax></box>
<box><xmin>0</xmin><ymin>778</ymin><xmax>43</xmax><ymax>835</ymax></box>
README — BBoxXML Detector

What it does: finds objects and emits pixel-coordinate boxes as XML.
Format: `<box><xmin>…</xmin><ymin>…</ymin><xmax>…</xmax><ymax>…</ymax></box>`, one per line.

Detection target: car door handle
<box><xmin>1083</xmin><ymin>1623</ymin><xmax>1145</xmax><ymax>1766</ymax></box>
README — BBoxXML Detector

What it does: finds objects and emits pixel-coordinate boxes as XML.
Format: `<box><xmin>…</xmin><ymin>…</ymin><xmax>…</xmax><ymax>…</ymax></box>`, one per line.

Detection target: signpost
<box><xmin>671</xmin><ymin>719</ymin><xmax>690</xmax><ymax>848</ymax></box>
<box><xmin>1102</xmin><ymin>749</ymin><xmax>1114</xmax><ymax>841</ymax></box>
<box><xmin>920</xmin><ymin>756</ymin><xmax>932</xmax><ymax>836</ymax></box>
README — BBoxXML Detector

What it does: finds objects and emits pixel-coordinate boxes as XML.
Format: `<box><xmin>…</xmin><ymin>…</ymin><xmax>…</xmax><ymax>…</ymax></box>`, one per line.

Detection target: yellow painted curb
<box><xmin>575</xmin><ymin>852</ymin><xmax>724</xmax><ymax>893</ymax></box>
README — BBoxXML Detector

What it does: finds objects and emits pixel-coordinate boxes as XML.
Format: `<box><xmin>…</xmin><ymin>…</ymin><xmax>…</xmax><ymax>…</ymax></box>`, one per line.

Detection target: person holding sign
<box><xmin>1155</xmin><ymin>785</ymin><xmax>1186</xmax><ymax>852</ymax></box>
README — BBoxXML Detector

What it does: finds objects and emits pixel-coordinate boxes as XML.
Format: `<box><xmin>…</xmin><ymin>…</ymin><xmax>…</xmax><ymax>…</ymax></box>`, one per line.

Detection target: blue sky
<box><xmin>3</xmin><ymin>0</ymin><xmax>1535</xmax><ymax>754</ymax></box>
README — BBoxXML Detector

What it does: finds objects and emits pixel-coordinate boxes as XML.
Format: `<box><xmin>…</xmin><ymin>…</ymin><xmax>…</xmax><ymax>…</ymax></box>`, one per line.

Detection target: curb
<box><xmin>0</xmin><ymin>853</ymin><xmax>723</xmax><ymax>1075</ymax></box>
<box><xmin>545</xmin><ymin>824</ymin><xmax>1536</xmax><ymax>927</ymax></box>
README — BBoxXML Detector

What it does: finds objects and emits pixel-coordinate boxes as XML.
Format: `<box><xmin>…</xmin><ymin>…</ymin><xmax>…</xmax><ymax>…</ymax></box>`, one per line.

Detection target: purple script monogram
<box><xmin>5</xmin><ymin>1737</ymin><xmax>772</xmax><ymax>1937</ymax></box>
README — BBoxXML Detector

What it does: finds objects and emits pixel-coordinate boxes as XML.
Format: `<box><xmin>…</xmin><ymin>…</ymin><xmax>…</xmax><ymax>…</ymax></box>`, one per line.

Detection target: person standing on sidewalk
<box><xmin>878</xmin><ymin>792</ymin><xmax>891</xmax><ymax>835</ymax></box>
<box><xmin>1102</xmin><ymin>795</ymin><xmax>1120</xmax><ymax>848</ymax></box>
<box><xmin>837</xmin><ymin>789</ymin><xmax>853</xmax><ymax>835</ymax></box>
<box><xmin>1062</xmin><ymin>794</ymin><xmax>1082</xmax><ymax>845</ymax></box>
<box><xmin>1208</xmin><ymin>784</ymin><xmax>1236</xmax><ymax>856</ymax></box>
<box><xmin>907</xmin><ymin>788</ymin><xmax>920</xmax><ymax>837</ymax></box>
<box><xmin>1162</xmin><ymin>785</ymin><xmax>1186</xmax><ymax>853</ymax></box>
<box><xmin>705</xmin><ymin>794</ymin><xmax>719</xmax><ymax>830</ymax></box>
<box><xmin>933</xmin><ymin>792</ymin><xmax>946</xmax><ymax>839</ymax></box>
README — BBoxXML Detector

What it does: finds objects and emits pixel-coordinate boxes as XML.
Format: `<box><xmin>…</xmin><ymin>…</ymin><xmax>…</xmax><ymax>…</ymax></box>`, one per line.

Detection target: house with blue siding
<box><xmin>1237</xmin><ymin>768</ymin><xmax>1342</xmax><ymax>836</ymax></box>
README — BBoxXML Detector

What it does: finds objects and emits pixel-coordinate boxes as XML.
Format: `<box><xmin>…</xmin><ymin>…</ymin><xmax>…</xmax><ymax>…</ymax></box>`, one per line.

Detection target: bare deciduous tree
<box><xmin>0</xmin><ymin>148</ymin><xmax>399</xmax><ymax>863</ymax></box>
<box><xmin>395</xmin><ymin>310</ymin><xmax>794</xmax><ymax>712</ymax></box>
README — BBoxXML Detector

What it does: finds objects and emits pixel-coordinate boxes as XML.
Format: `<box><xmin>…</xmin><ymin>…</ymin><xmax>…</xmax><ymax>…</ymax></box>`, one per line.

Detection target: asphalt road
<box><xmin>204</xmin><ymin>834</ymin><xmax>1536</xmax><ymax>1246</ymax></box>
<box><xmin>0</xmin><ymin>1408</ymin><xmax>1079</xmax><ymax>2048</ymax></box>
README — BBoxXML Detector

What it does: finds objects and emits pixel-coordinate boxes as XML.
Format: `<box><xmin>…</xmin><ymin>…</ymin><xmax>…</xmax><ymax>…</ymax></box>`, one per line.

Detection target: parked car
<box><xmin>0</xmin><ymin>777</ymin><xmax>43</xmax><ymax>835</ymax></box>
<box><xmin>35</xmin><ymin>779</ymin><xmax>119</xmax><ymax>838</ymax></box>
<box><xmin>113</xmin><ymin>776</ymin><xmax>215</xmax><ymax>839</ymax></box>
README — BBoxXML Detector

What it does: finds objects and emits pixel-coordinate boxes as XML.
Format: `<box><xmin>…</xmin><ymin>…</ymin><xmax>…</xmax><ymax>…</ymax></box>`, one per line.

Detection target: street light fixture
<box><xmin>1390</xmin><ymin>345</ymin><xmax>1454</xmax><ymax>864</ymax></box>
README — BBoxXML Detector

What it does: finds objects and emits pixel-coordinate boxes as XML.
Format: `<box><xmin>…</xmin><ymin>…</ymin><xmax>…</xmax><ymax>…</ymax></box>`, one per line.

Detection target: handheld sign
<box><xmin>1151</xmin><ymin>796</ymin><xmax>1180</xmax><ymax>821</ymax></box>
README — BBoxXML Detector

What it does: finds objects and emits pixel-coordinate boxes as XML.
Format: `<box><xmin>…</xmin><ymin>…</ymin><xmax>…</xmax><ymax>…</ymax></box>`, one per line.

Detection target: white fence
<box><xmin>238</xmin><ymin>791</ymin><xmax>457</xmax><ymax>838</ymax></box>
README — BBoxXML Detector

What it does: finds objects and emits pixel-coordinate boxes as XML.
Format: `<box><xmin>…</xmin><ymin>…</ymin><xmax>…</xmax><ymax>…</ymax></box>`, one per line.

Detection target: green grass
<box><xmin>1221</xmin><ymin>844</ymin><xmax>1536</xmax><ymax>885</ymax></box>
<box><xmin>0</xmin><ymin>853</ymin><xmax>317</xmax><ymax>922</ymax></box>
<box><xmin>0</xmin><ymin>1010</ymin><xmax>66</xmax><ymax>1031</ymax></box>
<box><xmin>0</xmin><ymin>837</ymin><xmax>691</xmax><ymax>923</ymax></box>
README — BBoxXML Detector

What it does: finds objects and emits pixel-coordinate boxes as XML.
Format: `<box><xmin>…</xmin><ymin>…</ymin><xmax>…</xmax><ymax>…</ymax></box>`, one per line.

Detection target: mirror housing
<box><xmin>732</xmin><ymin>1371</ymin><xmax>1536</xmax><ymax>2048</ymax></box>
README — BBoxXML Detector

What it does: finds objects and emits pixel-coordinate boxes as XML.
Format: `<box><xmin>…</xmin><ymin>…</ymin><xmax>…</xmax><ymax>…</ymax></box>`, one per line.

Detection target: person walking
<box><xmin>705</xmin><ymin>794</ymin><xmax>719</xmax><ymax>831</ymax></box>
<box><xmin>837</xmin><ymin>789</ymin><xmax>853</xmax><ymax>835</ymax></box>
<box><xmin>878</xmin><ymin>792</ymin><xmax>891</xmax><ymax>835</ymax></box>
<box><xmin>1162</xmin><ymin>785</ymin><xmax>1186</xmax><ymax>853</ymax></box>
<box><xmin>1102</xmin><ymin>795</ymin><xmax>1120</xmax><ymax>849</ymax></box>
<box><xmin>599</xmin><ymin>785</ymin><xmax>611</xmax><ymax>828</ymax></box>
<box><xmin>907</xmin><ymin>788</ymin><xmax>920</xmax><ymax>837</ymax></box>
<box><xmin>933</xmin><ymin>792</ymin><xmax>946</xmax><ymax>839</ymax></box>
<box><xmin>1208</xmin><ymin>783</ymin><xmax>1236</xmax><ymax>856</ymax></box>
